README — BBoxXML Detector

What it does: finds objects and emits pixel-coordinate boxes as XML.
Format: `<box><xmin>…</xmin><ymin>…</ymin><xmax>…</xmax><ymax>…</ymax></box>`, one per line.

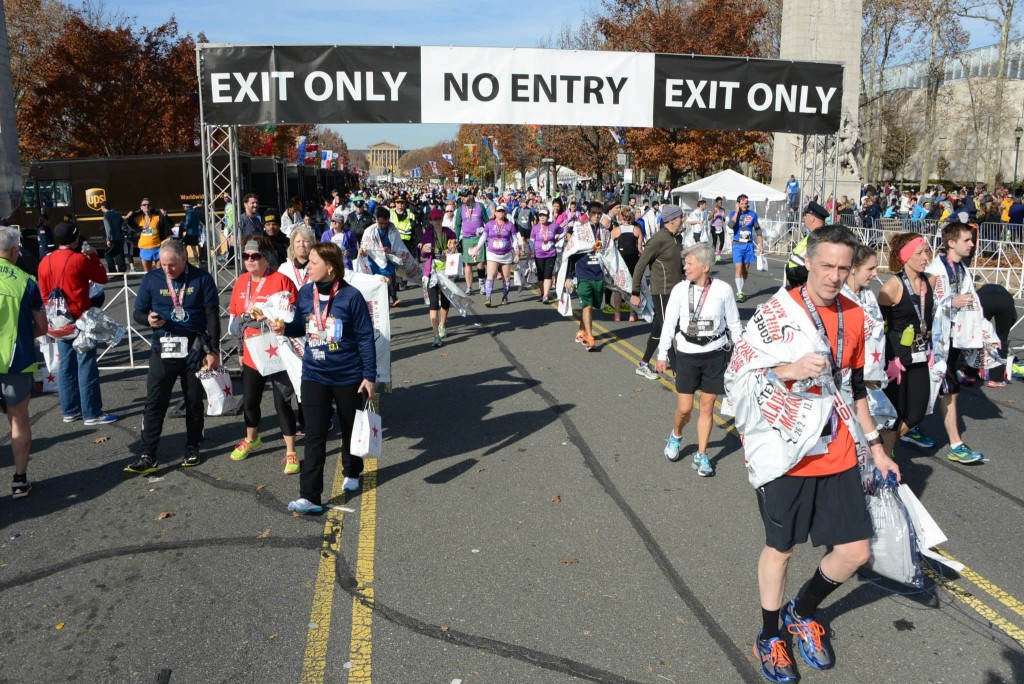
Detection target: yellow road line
<box><xmin>933</xmin><ymin>548</ymin><xmax>1024</xmax><ymax>621</ymax></box>
<box><xmin>299</xmin><ymin>454</ymin><xmax>348</xmax><ymax>684</ymax></box>
<box><xmin>922</xmin><ymin>564</ymin><xmax>1024</xmax><ymax>648</ymax></box>
<box><xmin>347</xmin><ymin>458</ymin><xmax>379</xmax><ymax>683</ymax></box>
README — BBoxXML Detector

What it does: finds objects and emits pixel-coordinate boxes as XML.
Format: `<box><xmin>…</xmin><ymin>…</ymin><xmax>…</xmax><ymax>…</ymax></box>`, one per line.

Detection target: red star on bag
<box><xmin>46</xmin><ymin>374</ymin><xmax>55</xmax><ymax>383</ymax></box>
<box><xmin>371</xmin><ymin>425</ymin><xmax>379</xmax><ymax>439</ymax></box>
<box><xmin>266</xmin><ymin>344</ymin><xmax>279</xmax><ymax>358</ymax></box>
<box><xmin>224</xmin><ymin>385</ymin><xmax>232</xmax><ymax>396</ymax></box>
<box><xmin>872</xmin><ymin>351</ymin><xmax>882</xmax><ymax>364</ymax></box>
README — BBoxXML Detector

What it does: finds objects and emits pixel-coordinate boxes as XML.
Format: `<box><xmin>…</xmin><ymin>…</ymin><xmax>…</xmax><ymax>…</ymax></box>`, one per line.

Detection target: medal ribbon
<box><xmin>165</xmin><ymin>266</ymin><xmax>187</xmax><ymax>312</ymax></box>
<box><xmin>900</xmin><ymin>273</ymin><xmax>928</xmax><ymax>337</ymax></box>
<box><xmin>799</xmin><ymin>285</ymin><xmax>844</xmax><ymax>380</ymax></box>
<box><xmin>244</xmin><ymin>273</ymin><xmax>270</xmax><ymax>311</ymax></box>
<box><xmin>312</xmin><ymin>282</ymin><xmax>340</xmax><ymax>332</ymax></box>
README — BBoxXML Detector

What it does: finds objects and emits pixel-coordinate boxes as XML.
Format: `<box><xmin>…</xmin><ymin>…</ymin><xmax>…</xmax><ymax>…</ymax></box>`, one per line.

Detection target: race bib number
<box><xmin>307</xmin><ymin>316</ymin><xmax>342</xmax><ymax>344</ymax></box>
<box><xmin>739</xmin><ymin>230</ymin><xmax>751</xmax><ymax>242</ymax></box>
<box><xmin>160</xmin><ymin>335</ymin><xmax>189</xmax><ymax>359</ymax></box>
<box><xmin>491</xmin><ymin>239</ymin><xmax>507</xmax><ymax>250</ymax></box>
<box><xmin>542</xmin><ymin>241</ymin><xmax>553</xmax><ymax>251</ymax></box>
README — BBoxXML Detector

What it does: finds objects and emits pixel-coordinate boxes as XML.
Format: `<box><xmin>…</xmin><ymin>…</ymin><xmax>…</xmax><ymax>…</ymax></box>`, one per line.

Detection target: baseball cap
<box><xmin>53</xmin><ymin>221</ymin><xmax>80</xmax><ymax>246</ymax></box>
<box><xmin>429</xmin><ymin>209</ymin><xmax>444</xmax><ymax>220</ymax></box>
<box><xmin>495</xmin><ymin>203</ymin><xmax>508</xmax><ymax>211</ymax></box>
<box><xmin>263</xmin><ymin>211</ymin><xmax>279</xmax><ymax>224</ymax></box>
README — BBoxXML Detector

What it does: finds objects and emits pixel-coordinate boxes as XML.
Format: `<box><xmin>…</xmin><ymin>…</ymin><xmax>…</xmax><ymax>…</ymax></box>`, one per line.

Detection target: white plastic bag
<box><xmin>445</xmin><ymin>252</ymin><xmax>461</xmax><ymax>278</ymax></box>
<box><xmin>756</xmin><ymin>252</ymin><xmax>768</xmax><ymax>272</ymax></box>
<box><xmin>245</xmin><ymin>330</ymin><xmax>286</xmax><ymax>376</ymax></box>
<box><xmin>557</xmin><ymin>289</ymin><xmax>573</xmax><ymax>317</ymax></box>
<box><xmin>38</xmin><ymin>336</ymin><xmax>60</xmax><ymax>373</ymax></box>
<box><xmin>278</xmin><ymin>336</ymin><xmax>305</xmax><ymax>403</ymax></box>
<box><xmin>350</xmin><ymin>401</ymin><xmax>382</xmax><ymax>458</ymax></box>
<box><xmin>952</xmin><ymin>307</ymin><xmax>983</xmax><ymax>349</ymax></box>
<box><xmin>866</xmin><ymin>472</ymin><xmax>924</xmax><ymax>588</ymax></box>
<box><xmin>198</xmin><ymin>367</ymin><xmax>242</xmax><ymax>416</ymax></box>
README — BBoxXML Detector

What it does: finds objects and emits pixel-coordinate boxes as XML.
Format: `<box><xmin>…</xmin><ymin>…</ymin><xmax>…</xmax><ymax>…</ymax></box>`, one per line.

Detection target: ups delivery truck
<box><xmin>7</xmin><ymin>153</ymin><xmax>354</xmax><ymax>252</ymax></box>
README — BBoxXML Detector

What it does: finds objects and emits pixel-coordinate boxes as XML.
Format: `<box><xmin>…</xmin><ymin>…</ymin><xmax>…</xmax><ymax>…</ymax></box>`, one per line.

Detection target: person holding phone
<box><xmin>271</xmin><ymin>243</ymin><xmax>376</xmax><ymax>514</ymax></box>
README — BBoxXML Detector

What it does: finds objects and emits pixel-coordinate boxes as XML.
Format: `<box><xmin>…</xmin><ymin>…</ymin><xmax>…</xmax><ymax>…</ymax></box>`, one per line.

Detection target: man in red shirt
<box><xmin>751</xmin><ymin>226</ymin><xmax>900</xmax><ymax>683</ymax></box>
<box><xmin>38</xmin><ymin>222</ymin><xmax>118</xmax><ymax>425</ymax></box>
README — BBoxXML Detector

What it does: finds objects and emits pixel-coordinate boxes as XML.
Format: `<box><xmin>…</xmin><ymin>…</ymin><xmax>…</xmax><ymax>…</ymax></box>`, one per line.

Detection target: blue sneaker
<box><xmin>782</xmin><ymin>600</ymin><xmax>834</xmax><ymax>670</ymax></box>
<box><xmin>287</xmin><ymin>498</ymin><xmax>324</xmax><ymax>515</ymax></box>
<box><xmin>692</xmin><ymin>453</ymin><xmax>714</xmax><ymax>477</ymax></box>
<box><xmin>900</xmin><ymin>426</ymin><xmax>935</xmax><ymax>449</ymax></box>
<box><xmin>753</xmin><ymin>631</ymin><xmax>799</xmax><ymax>683</ymax></box>
<box><xmin>947</xmin><ymin>443</ymin><xmax>983</xmax><ymax>464</ymax></box>
<box><xmin>664</xmin><ymin>433</ymin><xmax>683</xmax><ymax>462</ymax></box>
<box><xmin>84</xmin><ymin>413</ymin><xmax>119</xmax><ymax>426</ymax></box>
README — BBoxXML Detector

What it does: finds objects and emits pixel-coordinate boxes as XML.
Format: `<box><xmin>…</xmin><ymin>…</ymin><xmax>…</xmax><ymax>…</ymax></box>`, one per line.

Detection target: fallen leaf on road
<box><xmin>258</xmin><ymin>529</ymin><xmax>271</xmax><ymax>539</ymax></box>
<box><xmin>215</xmin><ymin>477</ymin><xmax>224</xmax><ymax>481</ymax></box>
<box><xmin>93</xmin><ymin>436</ymin><xmax>109</xmax><ymax>443</ymax></box>
<box><xmin>1002</xmin><ymin>399</ymin><xmax>1016</xmax><ymax>404</ymax></box>
<box><xmin>255</xmin><ymin>484</ymin><xmax>267</xmax><ymax>492</ymax></box>
<box><xmin>267</xmin><ymin>633</ymin><xmax>278</xmax><ymax>640</ymax></box>
<box><xmin>55</xmin><ymin>622</ymin><xmax>65</xmax><ymax>630</ymax></box>
<box><xmin>560</xmin><ymin>557</ymin><xmax>579</xmax><ymax>565</ymax></box>
<box><xmin>675</xmin><ymin>616</ymin><xmax>687</xmax><ymax>624</ymax></box>
<box><xmin>646</xmin><ymin>666</ymin><xmax>654</xmax><ymax>674</ymax></box>
<box><xmin>402</xmin><ymin>380</ymin><xmax>411</xmax><ymax>385</ymax></box>
<box><xmin>633</xmin><ymin>387</ymin><xmax>642</xmax><ymax>393</ymax></box>
<box><xmin>156</xmin><ymin>511</ymin><xmax>174</xmax><ymax>520</ymax></box>
<box><xmin>440</xmin><ymin>626</ymin><xmax>450</xmax><ymax>632</ymax></box>
<box><xmin>551</xmin><ymin>495</ymin><xmax>561</xmax><ymax>504</ymax></box>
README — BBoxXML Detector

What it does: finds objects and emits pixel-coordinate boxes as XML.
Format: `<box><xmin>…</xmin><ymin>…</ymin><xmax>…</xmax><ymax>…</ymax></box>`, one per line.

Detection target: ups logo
<box><xmin>85</xmin><ymin>188</ymin><xmax>106</xmax><ymax>211</ymax></box>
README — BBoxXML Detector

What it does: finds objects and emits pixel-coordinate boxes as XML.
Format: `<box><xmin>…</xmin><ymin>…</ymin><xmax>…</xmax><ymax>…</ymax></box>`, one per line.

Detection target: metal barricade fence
<box><xmin>95</xmin><ymin>272</ymin><xmax>155</xmax><ymax>371</ymax></box>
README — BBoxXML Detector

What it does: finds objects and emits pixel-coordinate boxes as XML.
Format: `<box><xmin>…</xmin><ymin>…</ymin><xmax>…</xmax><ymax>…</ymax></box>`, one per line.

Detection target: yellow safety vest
<box><xmin>391</xmin><ymin>210</ymin><xmax>414</xmax><ymax>240</ymax></box>
<box><xmin>787</xmin><ymin>235</ymin><xmax>809</xmax><ymax>269</ymax></box>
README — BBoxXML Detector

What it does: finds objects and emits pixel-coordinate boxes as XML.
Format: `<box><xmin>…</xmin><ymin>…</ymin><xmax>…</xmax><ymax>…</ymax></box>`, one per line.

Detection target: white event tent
<box><xmin>670</xmin><ymin>169</ymin><xmax>787</xmax><ymax>218</ymax></box>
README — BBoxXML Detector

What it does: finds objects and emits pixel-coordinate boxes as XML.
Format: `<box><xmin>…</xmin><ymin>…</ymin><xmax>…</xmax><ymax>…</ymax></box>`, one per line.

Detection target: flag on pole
<box><xmin>305</xmin><ymin>143</ymin><xmax>319</xmax><ymax>164</ymax></box>
<box><xmin>442</xmin><ymin>153</ymin><xmax>453</xmax><ymax>165</ymax></box>
<box><xmin>321</xmin><ymin>151</ymin><xmax>330</xmax><ymax>169</ymax></box>
<box><xmin>295</xmin><ymin>136</ymin><xmax>307</xmax><ymax>165</ymax></box>
<box><xmin>465</xmin><ymin>144</ymin><xmax>478</xmax><ymax>166</ymax></box>
<box><xmin>608</xmin><ymin>127</ymin><xmax>626</xmax><ymax>145</ymax></box>
<box><xmin>428</xmin><ymin>160</ymin><xmax>438</xmax><ymax>175</ymax></box>
<box><xmin>411</xmin><ymin>167</ymin><xmax>422</xmax><ymax>178</ymax></box>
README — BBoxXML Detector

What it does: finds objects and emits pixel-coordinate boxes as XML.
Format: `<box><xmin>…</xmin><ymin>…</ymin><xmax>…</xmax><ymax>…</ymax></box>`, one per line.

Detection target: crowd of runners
<box><xmin>2</xmin><ymin>178</ymin><xmax>1021</xmax><ymax>684</ymax></box>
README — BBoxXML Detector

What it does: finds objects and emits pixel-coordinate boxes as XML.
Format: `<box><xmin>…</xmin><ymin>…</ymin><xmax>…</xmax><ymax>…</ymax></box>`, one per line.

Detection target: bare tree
<box><xmin>957</xmin><ymin>0</ymin><xmax>1022</xmax><ymax>187</ymax></box>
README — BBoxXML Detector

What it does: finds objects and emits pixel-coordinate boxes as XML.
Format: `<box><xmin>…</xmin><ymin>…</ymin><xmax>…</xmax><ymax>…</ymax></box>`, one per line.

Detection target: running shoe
<box><xmin>900</xmin><ymin>427</ymin><xmax>935</xmax><ymax>449</ymax></box>
<box><xmin>664</xmin><ymin>434</ymin><xmax>683</xmax><ymax>462</ymax></box>
<box><xmin>736</xmin><ymin>292</ymin><xmax>747</xmax><ymax>303</ymax></box>
<box><xmin>342</xmin><ymin>476</ymin><xmax>360</xmax><ymax>492</ymax></box>
<box><xmin>62</xmin><ymin>413</ymin><xmax>82</xmax><ymax>423</ymax></box>
<box><xmin>501</xmin><ymin>294</ymin><xmax>509</xmax><ymax>306</ymax></box>
<box><xmin>124</xmin><ymin>455</ymin><xmax>157</xmax><ymax>475</ymax></box>
<box><xmin>575</xmin><ymin>330</ymin><xmax>587</xmax><ymax>345</ymax></box>
<box><xmin>628</xmin><ymin>313</ymin><xmax>638</xmax><ymax>323</ymax></box>
<box><xmin>635</xmin><ymin>362</ymin><xmax>658</xmax><ymax>380</ymax></box>
<box><xmin>693</xmin><ymin>452</ymin><xmax>714</xmax><ymax>477</ymax></box>
<box><xmin>602</xmin><ymin>304</ymin><xmax>615</xmax><ymax>315</ymax></box>
<box><xmin>715</xmin><ymin>254</ymin><xmax>722</xmax><ymax>263</ymax></box>
<box><xmin>620</xmin><ymin>303</ymin><xmax>631</xmax><ymax>313</ymax></box>
<box><xmin>180</xmin><ymin>446</ymin><xmax>201</xmax><ymax>468</ymax></box>
<box><xmin>947</xmin><ymin>443</ymin><xmax>983</xmax><ymax>464</ymax></box>
<box><xmin>485</xmin><ymin>296</ymin><xmax>493</xmax><ymax>308</ymax></box>
<box><xmin>390</xmin><ymin>299</ymin><xmax>402</xmax><ymax>307</ymax></box>
<box><xmin>282</xmin><ymin>452</ymin><xmax>300</xmax><ymax>475</ymax></box>
<box><xmin>287</xmin><ymin>498</ymin><xmax>323</xmax><ymax>515</ymax></box>
<box><xmin>230</xmin><ymin>436</ymin><xmax>262</xmax><ymax>461</ymax></box>
<box><xmin>84</xmin><ymin>413</ymin><xmax>119</xmax><ymax>426</ymax></box>
<box><xmin>11</xmin><ymin>475</ymin><xmax>31</xmax><ymax>499</ymax></box>
<box><xmin>438</xmin><ymin>323</ymin><xmax>447</xmax><ymax>339</ymax></box>
<box><xmin>583</xmin><ymin>334</ymin><xmax>597</xmax><ymax>351</ymax></box>
<box><xmin>613</xmin><ymin>313</ymin><xmax>621</xmax><ymax>322</ymax></box>
<box><xmin>432</xmin><ymin>335</ymin><xmax>443</xmax><ymax>348</ymax></box>
<box><xmin>782</xmin><ymin>600</ymin><xmax>834</xmax><ymax>670</ymax></box>
<box><xmin>753</xmin><ymin>631</ymin><xmax>799</xmax><ymax>683</ymax></box>
<box><xmin>986</xmin><ymin>380</ymin><xmax>1008</xmax><ymax>388</ymax></box>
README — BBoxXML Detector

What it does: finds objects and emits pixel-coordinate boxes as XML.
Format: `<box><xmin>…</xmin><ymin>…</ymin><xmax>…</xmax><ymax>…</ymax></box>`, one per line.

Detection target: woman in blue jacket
<box><xmin>272</xmin><ymin>242</ymin><xmax>377</xmax><ymax>514</ymax></box>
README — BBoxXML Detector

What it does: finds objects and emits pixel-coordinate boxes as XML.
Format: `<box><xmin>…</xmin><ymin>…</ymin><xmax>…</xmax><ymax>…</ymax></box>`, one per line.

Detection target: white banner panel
<box><xmin>420</xmin><ymin>46</ymin><xmax>654</xmax><ymax>127</ymax></box>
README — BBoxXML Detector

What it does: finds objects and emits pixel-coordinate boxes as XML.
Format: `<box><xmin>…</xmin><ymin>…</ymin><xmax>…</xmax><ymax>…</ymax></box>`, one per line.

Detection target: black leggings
<box><xmin>299</xmin><ymin>381</ymin><xmax>363</xmax><ymax>505</ymax></box>
<box><xmin>241</xmin><ymin>365</ymin><xmax>297</xmax><ymax>436</ymax></box>
<box><xmin>427</xmin><ymin>284</ymin><xmax>450</xmax><ymax>311</ymax></box>
<box><xmin>642</xmin><ymin>294</ymin><xmax>668</xmax><ymax>364</ymax></box>
<box><xmin>535</xmin><ymin>256</ymin><xmax>557</xmax><ymax>281</ymax></box>
<box><xmin>712</xmin><ymin>229</ymin><xmax>725</xmax><ymax>252</ymax></box>
<box><xmin>884</xmin><ymin>361</ymin><xmax>930</xmax><ymax>432</ymax></box>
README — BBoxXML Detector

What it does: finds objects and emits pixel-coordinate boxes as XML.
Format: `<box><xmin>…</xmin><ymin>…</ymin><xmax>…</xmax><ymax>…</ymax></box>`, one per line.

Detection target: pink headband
<box><xmin>899</xmin><ymin>236</ymin><xmax>926</xmax><ymax>264</ymax></box>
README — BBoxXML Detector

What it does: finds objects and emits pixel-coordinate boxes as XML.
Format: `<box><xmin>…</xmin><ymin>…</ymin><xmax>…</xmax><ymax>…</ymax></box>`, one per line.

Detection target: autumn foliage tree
<box><xmin>596</xmin><ymin>0</ymin><xmax>774</xmax><ymax>184</ymax></box>
<box><xmin>9</xmin><ymin>3</ymin><xmax>207</xmax><ymax>159</ymax></box>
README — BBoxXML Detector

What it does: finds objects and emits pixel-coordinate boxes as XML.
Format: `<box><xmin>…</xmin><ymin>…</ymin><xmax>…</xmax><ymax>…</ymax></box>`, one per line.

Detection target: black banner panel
<box><xmin>199</xmin><ymin>45</ymin><xmax>422</xmax><ymax>125</ymax></box>
<box><xmin>653</xmin><ymin>54</ymin><xmax>843</xmax><ymax>134</ymax></box>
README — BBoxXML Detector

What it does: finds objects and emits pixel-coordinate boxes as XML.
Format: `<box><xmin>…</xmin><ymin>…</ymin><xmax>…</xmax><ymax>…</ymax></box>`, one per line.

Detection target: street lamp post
<box><xmin>1014</xmin><ymin>124</ymin><xmax>1023</xmax><ymax>195</ymax></box>
<box><xmin>542</xmin><ymin>157</ymin><xmax>554</xmax><ymax>202</ymax></box>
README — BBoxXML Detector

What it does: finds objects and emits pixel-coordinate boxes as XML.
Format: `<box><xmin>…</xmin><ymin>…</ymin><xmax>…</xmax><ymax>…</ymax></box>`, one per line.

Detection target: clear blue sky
<box><xmin>117</xmin><ymin>1</ymin><xmax>1007</xmax><ymax>150</ymax></box>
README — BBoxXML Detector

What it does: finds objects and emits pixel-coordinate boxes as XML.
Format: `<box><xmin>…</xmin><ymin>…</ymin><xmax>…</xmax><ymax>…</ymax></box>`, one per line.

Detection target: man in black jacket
<box><xmin>101</xmin><ymin>201</ymin><xmax>126</xmax><ymax>272</ymax></box>
<box><xmin>345</xmin><ymin>198</ymin><xmax>374</xmax><ymax>240</ymax></box>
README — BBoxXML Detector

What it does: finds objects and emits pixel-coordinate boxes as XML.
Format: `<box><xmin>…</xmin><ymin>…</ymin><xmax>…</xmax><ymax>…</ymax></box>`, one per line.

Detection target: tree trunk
<box><xmin>919</xmin><ymin>15</ymin><xmax>942</xmax><ymax>191</ymax></box>
<box><xmin>986</xmin><ymin>2</ymin><xmax>1014</xmax><ymax>188</ymax></box>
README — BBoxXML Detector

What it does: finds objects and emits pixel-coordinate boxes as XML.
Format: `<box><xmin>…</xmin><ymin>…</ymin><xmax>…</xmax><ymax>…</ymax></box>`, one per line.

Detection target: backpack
<box><xmin>45</xmin><ymin>256</ymin><xmax>77</xmax><ymax>339</ymax></box>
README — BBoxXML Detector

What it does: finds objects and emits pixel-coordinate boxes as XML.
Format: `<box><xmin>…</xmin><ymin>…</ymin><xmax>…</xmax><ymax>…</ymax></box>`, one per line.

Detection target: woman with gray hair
<box><xmin>278</xmin><ymin>225</ymin><xmax>315</xmax><ymax>291</ymax></box>
<box><xmin>656</xmin><ymin>242</ymin><xmax>743</xmax><ymax>477</ymax></box>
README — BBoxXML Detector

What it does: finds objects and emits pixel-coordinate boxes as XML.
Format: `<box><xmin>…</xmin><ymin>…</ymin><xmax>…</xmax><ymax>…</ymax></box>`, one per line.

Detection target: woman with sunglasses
<box><xmin>227</xmin><ymin>236</ymin><xmax>301</xmax><ymax>474</ymax></box>
<box><xmin>471</xmin><ymin>203</ymin><xmax>519</xmax><ymax>307</ymax></box>
<box><xmin>271</xmin><ymin>243</ymin><xmax>377</xmax><ymax>514</ymax></box>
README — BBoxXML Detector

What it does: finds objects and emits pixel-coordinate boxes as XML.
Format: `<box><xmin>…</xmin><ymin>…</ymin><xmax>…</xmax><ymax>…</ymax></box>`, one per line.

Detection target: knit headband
<box><xmin>899</xmin><ymin>236</ymin><xmax>926</xmax><ymax>264</ymax></box>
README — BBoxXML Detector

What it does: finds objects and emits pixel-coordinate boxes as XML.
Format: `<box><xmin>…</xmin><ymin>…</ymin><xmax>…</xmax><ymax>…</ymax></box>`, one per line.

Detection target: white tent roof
<box><xmin>670</xmin><ymin>169</ymin><xmax>786</xmax><ymax>203</ymax></box>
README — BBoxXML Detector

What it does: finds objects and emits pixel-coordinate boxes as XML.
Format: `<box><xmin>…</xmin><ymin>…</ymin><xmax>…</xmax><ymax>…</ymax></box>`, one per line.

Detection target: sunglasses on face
<box><xmin>242</xmin><ymin>252</ymin><xmax>264</xmax><ymax>261</ymax></box>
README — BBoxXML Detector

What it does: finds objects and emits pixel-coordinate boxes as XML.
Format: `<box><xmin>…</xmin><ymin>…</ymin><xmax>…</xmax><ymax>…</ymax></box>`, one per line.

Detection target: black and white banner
<box><xmin>198</xmin><ymin>45</ymin><xmax>842</xmax><ymax>135</ymax></box>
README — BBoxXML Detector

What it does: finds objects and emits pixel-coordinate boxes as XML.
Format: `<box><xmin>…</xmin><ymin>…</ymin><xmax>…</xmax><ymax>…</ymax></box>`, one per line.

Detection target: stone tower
<box><xmin>770</xmin><ymin>0</ymin><xmax>862</xmax><ymax>203</ymax></box>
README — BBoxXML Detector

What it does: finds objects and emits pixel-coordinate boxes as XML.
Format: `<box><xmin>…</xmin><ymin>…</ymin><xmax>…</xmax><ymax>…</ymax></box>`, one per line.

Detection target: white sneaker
<box><xmin>635</xmin><ymin>363</ymin><xmax>658</xmax><ymax>380</ymax></box>
<box><xmin>342</xmin><ymin>477</ymin><xmax>360</xmax><ymax>492</ymax></box>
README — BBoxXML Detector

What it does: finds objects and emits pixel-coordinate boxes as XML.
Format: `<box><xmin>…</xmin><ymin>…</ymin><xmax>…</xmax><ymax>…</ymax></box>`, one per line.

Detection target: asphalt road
<box><xmin>1</xmin><ymin>256</ymin><xmax>1023</xmax><ymax>684</ymax></box>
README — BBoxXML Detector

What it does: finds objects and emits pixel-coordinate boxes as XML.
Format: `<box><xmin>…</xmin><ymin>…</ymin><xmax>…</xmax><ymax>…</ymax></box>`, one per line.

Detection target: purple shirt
<box><xmin>477</xmin><ymin>220</ymin><xmax>516</xmax><ymax>256</ymax></box>
<box><xmin>530</xmin><ymin>223</ymin><xmax>564</xmax><ymax>259</ymax></box>
<box><xmin>459</xmin><ymin>203</ymin><xmax>486</xmax><ymax>239</ymax></box>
